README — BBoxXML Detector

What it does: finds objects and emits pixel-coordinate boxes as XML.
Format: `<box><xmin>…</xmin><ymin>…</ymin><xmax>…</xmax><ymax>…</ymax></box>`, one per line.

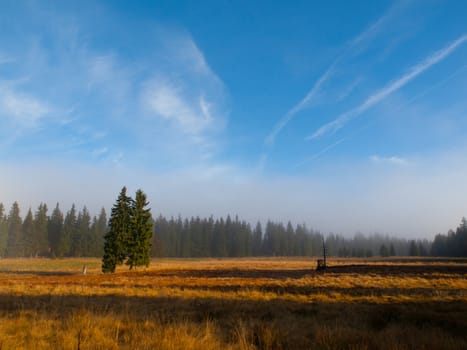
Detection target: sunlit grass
<box><xmin>0</xmin><ymin>257</ymin><xmax>466</xmax><ymax>349</ymax></box>
<box><xmin>0</xmin><ymin>258</ymin><xmax>465</xmax><ymax>303</ymax></box>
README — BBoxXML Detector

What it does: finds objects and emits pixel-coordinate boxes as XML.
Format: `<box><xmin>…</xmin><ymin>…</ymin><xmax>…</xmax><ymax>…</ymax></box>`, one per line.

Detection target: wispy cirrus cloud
<box><xmin>143</xmin><ymin>81</ymin><xmax>214</xmax><ymax>136</ymax></box>
<box><xmin>141</xmin><ymin>31</ymin><xmax>227</xmax><ymax>148</ymax></box>
<box><xmin>337</xmin><ymin>77</ymin><xmax>363</xmax><ymax>102</ymax></box>
<box><xmin>307</xmin><ymin>33</ymin><xmax>467</xmax><ymax>140</ymax></box>
<box><xmin>295</xmin><ymin>138</ymin><xmax>346</xmax><ymax>167</ymax></box>
<box><xmin>265</xmin><ymin>2</ymin><xmax>405</xmax><ymax>146</ymax></box>
<box><xmin>92</xmin><ymin>147</ymin><xmax>109</xmax><ymax>158</ymax></box>
<box><xmin>0</xmin><ymin>4</ymin><xmax>228</xmax><ymax>167</ymax></box>
<box><xmin>265</xmin><ymin>66</ymin><xmax>334</xmax><ymax>146</ymax></box>
<box><xmin>0</xmin><ymin>85</ymin><xmax>50</xmax><ymax>128</ymax></box>
<box><xmin>369</xmin><ymin>155</ymin><xmax>409</xmax><ymax>166</ymax></box>
<box><xmin>348</xmin><ymin>1</ymin><xmax>403</xmax><ymax>52</ymax></box>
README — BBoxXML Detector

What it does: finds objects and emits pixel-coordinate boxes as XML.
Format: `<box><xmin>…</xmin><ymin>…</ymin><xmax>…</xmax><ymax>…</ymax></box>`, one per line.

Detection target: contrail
<box><xmin>297</xmin><ymin>62</ymin><xmax>467</xmax><ymax>166</ymax></box>
<box><xmin>265</xmin><ymin>65</ymin><xmax>335</xmax><ymax>146</ymax></box>
<box><xmin>307</xmin><ymin>33</ymin><xmax>467</xmax><ymax>140</ymax></box>
<box><xmin>295</xmin><ymin>138</ymin><xmax>346</xmax><ymax>167</ymax></box>
<box><xmin>264</xmin><ymin>2</ymin><xmax>402</xmax><ymax>147</ymax></box>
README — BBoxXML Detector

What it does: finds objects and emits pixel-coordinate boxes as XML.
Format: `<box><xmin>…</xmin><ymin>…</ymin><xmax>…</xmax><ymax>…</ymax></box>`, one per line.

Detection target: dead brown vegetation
<box><xmin>0</xmin><ymin>257</ymin><xmax>466</xmax><ymax>349</ymax></box>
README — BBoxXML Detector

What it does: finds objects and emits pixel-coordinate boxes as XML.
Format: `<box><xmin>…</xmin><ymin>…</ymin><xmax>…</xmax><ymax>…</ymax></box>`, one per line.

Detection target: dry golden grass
<box><xmin>0</xmin><ymin>257</ymin><xmax>466</xmax><ymax>349</ymax></box>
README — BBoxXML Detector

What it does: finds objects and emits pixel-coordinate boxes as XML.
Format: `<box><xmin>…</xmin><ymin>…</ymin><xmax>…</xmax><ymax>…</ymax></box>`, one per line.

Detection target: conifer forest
<box><xmin>1</xmin><ymin>193</ymin><xmax>465</xmax><ymax>260</ymax></box>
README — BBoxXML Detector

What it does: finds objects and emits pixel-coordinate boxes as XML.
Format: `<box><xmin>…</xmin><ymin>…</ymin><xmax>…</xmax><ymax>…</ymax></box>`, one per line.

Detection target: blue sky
<box><xmin>1</xmin><ymin>0</ymin><xmax>466</xmax><ymax>238</ymax></box>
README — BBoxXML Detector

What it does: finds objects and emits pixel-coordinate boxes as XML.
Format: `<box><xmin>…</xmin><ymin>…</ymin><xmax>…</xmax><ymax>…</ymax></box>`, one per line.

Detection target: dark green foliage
<box><xmin>48</xmin><ymin>203</ymin><xmax>64</xmax><ymax>258</ymax></box>
<box><xmin>252</xmin><ymin>221</ymin><xmax>262</xmax><ymax>256</ymax></box>
<box><xmin>126</xmin><ymin>190</ymin><xmax>153</xmax><ymax>270</ymax></box>
<box><xmin>102</xmin><ymin>188</ymin><xmax>153</xmax><ymax>272</ymax></box>
<box><xmin>6</xmin><ymin>202</ymin><xmax>22</xmax><ymax>257</ymax></box>
<box><xmin>22</xmin><ymin>209</ymin><xmax>35</xmax><ymax>257</ymax></box>
<box><xmin>0</xmin><ymin>203</ymin><xmax>7</xmax><ymax>257</ymax></box>
<box><xmin>60</xmin><ymin>205</ymin><xmax>76</xmax><ymax>257</ymax></box>
<box><xmin>0</xmin><ymin>201</ymin><xmax>105</xmax><ymax>258</ymax></box>
<box><xmin>409</xmin><ymin>240</ymin><xmax>419</xmax><ymax>256</ymax></box>
<box><xmin>74</xmin><ymin>207</ymin><xmax>92</xmax><ymax>257</ymax></box>
<box><xmin>181</xmin><ymin>218</ymin><xmax>191</xmax><ymax>257</ymax></box>
<box><xmin>90</xmin><ymin>208</ymin><xmax>107</xmax><ymax>257</ymax></box>
<box><xmin>102</xmin><ymin>187</ymin><xmax>133</xmax><ymax>273</ymax></box>
<box><xmin>1</xmin><ymin>193</ymin><xmax>466</xmax><ymax>260</ymax></box>
<box><xmin>380</xmin><ymin>244</ymin><xmax>389</xmax><ymax>257</ymax></box>
<box><xmin>34</xmin><ymin>203</ymin><xmax>49</xmax><ymax>256</ymax></box>
<box><xmin>431</xmin><ymin>217</ymin><xmax>467</xmax><ymax>257</ymax></box>
<box><xmin>389</xmin><ymin>243</ymin><xmax>396</xmax><ymax>256</ymax></box>
<box><xmin>151</xmin><ymin>217</ymin><xmax>319</xmax><ymax>258</ymax></box>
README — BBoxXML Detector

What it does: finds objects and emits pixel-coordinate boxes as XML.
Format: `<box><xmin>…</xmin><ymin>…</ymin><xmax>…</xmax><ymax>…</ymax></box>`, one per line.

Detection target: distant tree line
<box><xmin>0</xmin><ymin>202</ymin><xmax>107</xmax><ymax>258</ymax></box>
<box><xmin>150</xmin><ymin>215</ymin><xmax>433</xmax><ymax>258</ymax></box>
<box><xmin>431</xmin><ymin>217</ymin><xmax>467</xmax><ymax>257</ymax></box>
<box><xmin>0</xmin><ymin>200</ymin><xmax>465</xmax><ymax>258</ymax></box>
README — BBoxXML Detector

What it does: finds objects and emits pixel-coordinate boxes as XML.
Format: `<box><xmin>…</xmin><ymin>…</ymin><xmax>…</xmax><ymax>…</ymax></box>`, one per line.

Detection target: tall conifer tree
<box><xmin>90</xmin><ymin>208</ymin><xmax>107</xmax><ymax>256</ymax></box>
<box><xmin>34</xmin><ymin>203</ymin><xmax>49</xmax><ymax>256</ymax></box>
<box><xmin>102</xmin><ymin>187</ymin><xmax>133</xmax><ymax>273</ymax></box>
<box><xmin>61</xmin><ymin>204</ymin><xmax>77</xmax><ymax>257</ymax></box>
<box><xmin>126</xmin><ymin>189</ymin><xmax>153</xmax><ymax>270</ymax></box>
<box><xmin>6</xmin><ymin>202</ymin><xmax>22</xmax><ymax>257</ymax></box>
<box><xmin>0</xmin><ymin>203</ymin><xmax>7</xmax><ymax>257</ymax></box>
<box><xmin>48</xmin><ymin>203</ymin><xmax>64</xmax><ymax>257</ymax></box>
<box><xmin>22</xmin><ymin>208</ymin><xmax>35</xmax><ymax>257</ymax></box>
<box><xmin>95</xmin><ymin>207</ymin><xmax>107</xmax><ymax>256</ymax></box>
<box><xmin>75</xmin><ymin>206</ymin><xmax>91</xmax><ymax>256</ymax></box>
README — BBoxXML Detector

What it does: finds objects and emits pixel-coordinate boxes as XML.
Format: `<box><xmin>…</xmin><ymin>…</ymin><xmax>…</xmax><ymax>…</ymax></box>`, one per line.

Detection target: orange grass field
<box><xmin>0</xmin><ymin>257</ymin><xmax>466</xmax><ymax>349</ymax></box>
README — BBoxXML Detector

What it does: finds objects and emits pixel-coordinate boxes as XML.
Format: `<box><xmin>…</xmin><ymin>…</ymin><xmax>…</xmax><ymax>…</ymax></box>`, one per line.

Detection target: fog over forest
<box><xmin>2</xmin><ymin>154</ymin><xmax>467</xmax><ymax>240</ymax></box>
<box><xmin>1</xmin><ymin>196</ymin><xmax>465</xmax><ymax>259</ymax></box>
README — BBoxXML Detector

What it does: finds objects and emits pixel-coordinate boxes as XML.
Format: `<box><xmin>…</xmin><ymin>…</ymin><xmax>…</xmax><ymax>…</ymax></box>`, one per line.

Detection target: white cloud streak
<box><xmin>141</xmin><ymin>32</ymin><xmax>227</xmax><ymax>145</ymax></box>
<box><xmin>295</xmin><ymin>138</ymin><xmax>346</xmax><ymax>167</ymax></box>
<box><xmin>337</xmin><ymin>77</ymin><xmax>363</xmax><ymax>101</ymax></box>
<box><xmin>92</xmin><ymin>147</ymin><xmax>109</xmax><ymax>158</ymax></box>
<box><xmin>143</xmin><ymin>81</ymin><xmax>214</xmax><ymax>136</ymax></box>
<box><xmin>265</xmin><ymin>2</ymin><xmax>402</xmax><ymax>146</ymax></box>
<box><xmin>307</xmin><ymin>33</ymin><xmax>467</xmax><ymax>140</ymax></box>
<box><xmin>265</xmin><ymin>66</ymin><xmax>334</xmax><ymax>146</ymax></box>
<box><xmin>0</xmin><ymin>86</ymin><xmax>50</xmax><ymax>128</ymax></box>
<box><xmin>369</xmin><ymin>155</ymin><xmax>409</xmax><ymax>166</ymax></box>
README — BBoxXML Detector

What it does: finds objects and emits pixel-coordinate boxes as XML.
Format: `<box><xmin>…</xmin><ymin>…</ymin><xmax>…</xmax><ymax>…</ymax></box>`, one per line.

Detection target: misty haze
<box><xmin>0</xmin><ymin>1</ymin><xmax>466</xmax><ymax>349</ymax></box>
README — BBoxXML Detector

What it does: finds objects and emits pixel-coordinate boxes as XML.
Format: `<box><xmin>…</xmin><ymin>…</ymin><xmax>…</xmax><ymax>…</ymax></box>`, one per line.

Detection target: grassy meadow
<box><xmin>0</xmin><ymin>257</ymin><xmax>466</xmax><ymax>349</ymax></box>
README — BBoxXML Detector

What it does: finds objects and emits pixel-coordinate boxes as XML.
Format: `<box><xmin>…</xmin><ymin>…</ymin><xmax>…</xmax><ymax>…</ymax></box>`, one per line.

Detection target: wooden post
<box><xmin>316</xmin><ymin>236</ymin><xmax>327</xmax><ymax>271</ymax></box>
<box><xmin>322</xmin><ymin>236</ymin><xmax>327</xmax><ymax>269</ymax></box>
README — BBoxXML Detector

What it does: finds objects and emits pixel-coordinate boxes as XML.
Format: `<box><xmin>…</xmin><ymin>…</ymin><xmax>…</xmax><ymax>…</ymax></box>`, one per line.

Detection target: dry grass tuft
<box><xmin>0</xmin><ymin>257</ymin><xmax>465</xmax><ymax>349</ymax></box>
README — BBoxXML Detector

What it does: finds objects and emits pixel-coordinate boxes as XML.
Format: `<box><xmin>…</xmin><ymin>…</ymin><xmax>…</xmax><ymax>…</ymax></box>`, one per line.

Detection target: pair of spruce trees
<box><xmin>102</xmin><ymin>187</ymin><xmax>153</xmax><ymax>273</ymax></box>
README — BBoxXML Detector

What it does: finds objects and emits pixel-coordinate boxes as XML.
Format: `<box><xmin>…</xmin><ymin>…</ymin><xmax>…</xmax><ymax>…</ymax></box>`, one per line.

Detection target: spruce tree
<box><xmin>389</xmin><ymin>243</ymin><xmax>396</xmax><ymax>256</ymax></box>
<box><xmin>102</xmin><ymin>187</ymin><xmax>133</xmax><ymax>273</ymax></box>
<box><xmin>6</xmin><ymin>202</ymin><xmax>22</xmax><ymax>257</ymax></box>
<box><xmin>48</xmin><ymin>203</ymin><xmax>64</xmax><ymax>258</ymax></box>
<box><xmin>409</xmin><ymin>240</ymin><xmax>419</xmax><ymax>256</ymax></box>
<box><xmin>34</xmin><ymin>203</ymin><xmax>49</xmax><ymax>256</ymax></box>
<box><xmin>61</xmin><ymin>204</ymin><xmax>77</xmax><ymax>257</ymax></box>
<box><xmin>94</xmin><ymin>208</ymin><xmax>107</xmax><ymax>256</ymax></box>
<box><xmin>126</xmin><ymin>189</ymin><xmax>153</xmax><ymax>270</ymax></box>
<box><xmin>213</xmin><ymin>218</ymin><xmax>226</xmax><ymax>257</ymax></box>
<box><xmin>379</xmin><ymin>244</ymin><xmax>389</xmax><ymax>257</ymax></box>
<box><xmin>75</xmin><ymin>206</ymin><xmax>91</xmax><ymax>256</ymax></box>
<box><xmin>22</xmin><ymin>208</ymin><xmax>35</xmax><ymax>257</ymax></box>
<box><xmin>0</xmin><ymin>203</ymin><xmax>7</xmax><ymax>257</ymax></box>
